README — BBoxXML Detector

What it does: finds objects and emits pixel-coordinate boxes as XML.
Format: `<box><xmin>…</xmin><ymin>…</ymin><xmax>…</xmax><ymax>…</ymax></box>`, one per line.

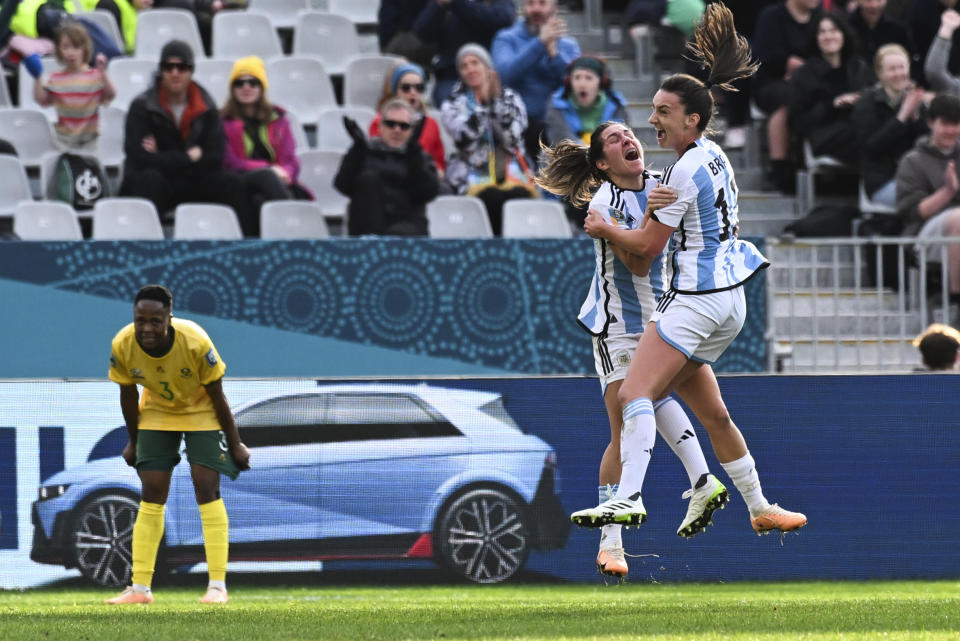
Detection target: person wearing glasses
<box><xmin>334</xmin><ymin>98</ymin><xmax>440</xmax><ymax>236</ymax></box>
<box><xmin>371</xmin><ymin>62</ymin><xmax>446</xmax><ymax>176</ymax></box>
<box><xmin>220</xmin><ymin>56</ymin><xmax>312</xmax><ymax>237</ymax></box>
<box><xmin>119</xmin><ymin>39</ymin><xmax>248</xmax><ymax>226</ymax></box>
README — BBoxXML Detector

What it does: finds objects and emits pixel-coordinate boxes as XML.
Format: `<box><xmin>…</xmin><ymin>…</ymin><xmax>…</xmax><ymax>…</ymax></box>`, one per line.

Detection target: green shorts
<box><xmin>136</xmin><ymin>430</ymin><xmax>241</xmax><ymax>480</ymax></box>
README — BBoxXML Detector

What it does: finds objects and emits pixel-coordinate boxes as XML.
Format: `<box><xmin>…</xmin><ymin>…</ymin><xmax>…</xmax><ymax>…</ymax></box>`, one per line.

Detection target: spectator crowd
<box><xmin>2</xmin><ymin>0</ymin><xmax>960</xmax><ymax>251</ymax></box>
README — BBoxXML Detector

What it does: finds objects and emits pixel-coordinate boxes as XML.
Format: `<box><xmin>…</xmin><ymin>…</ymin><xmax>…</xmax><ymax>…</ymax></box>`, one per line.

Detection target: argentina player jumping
<box><xmin>537</xmin><ymin>123</ymin><xmax>729</xmax><ymax>578</ymax></box>
<box><xmin>581</xmin><ymin>3</ymin><xmax>806</xmax><ymax>538</ymax></box>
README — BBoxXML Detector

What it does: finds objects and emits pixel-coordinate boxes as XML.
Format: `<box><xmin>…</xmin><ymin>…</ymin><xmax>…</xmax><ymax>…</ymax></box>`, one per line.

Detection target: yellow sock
<box><xmin>131</xmin><ymin>501</ymin><xmax>165</xmax><ymax>588</ymax></box>
<box><xmin>199</xmin><ymin>498</ymin><xmax>229</xmax><ymax>583</ymax></box>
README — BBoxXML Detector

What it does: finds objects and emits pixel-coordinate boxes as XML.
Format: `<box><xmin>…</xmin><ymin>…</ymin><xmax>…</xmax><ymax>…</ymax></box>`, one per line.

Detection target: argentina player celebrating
<box><xmin>538</xmin><ymin>123</ymin><xmax>726</xmax><ymax>578</ymax></box>
<box><xmin>582</xmin><ymin>3</ymin><xmax>806</xmax><ymax>539</ymax></box>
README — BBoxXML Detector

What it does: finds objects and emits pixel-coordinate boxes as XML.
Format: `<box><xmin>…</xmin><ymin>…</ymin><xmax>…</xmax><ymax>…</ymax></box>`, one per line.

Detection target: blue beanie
<box><xmin>390</xmin><ymin>63</ymin><xmax>425</xmax><ymax>94</ymax></box>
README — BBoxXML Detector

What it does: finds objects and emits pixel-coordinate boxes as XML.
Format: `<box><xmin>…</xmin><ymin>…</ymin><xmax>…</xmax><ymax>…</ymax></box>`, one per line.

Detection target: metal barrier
<box><xmin>766</xmin><ymin>235</ymin><xmax>960</xmax><ymax>372</ymax></box>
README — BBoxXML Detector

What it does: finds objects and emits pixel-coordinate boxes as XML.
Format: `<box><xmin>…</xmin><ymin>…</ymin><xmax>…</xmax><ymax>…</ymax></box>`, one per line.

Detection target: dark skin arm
<box><xmin>119</xmin><ymin>384</ymin><xmax>141</xmax><ymax>467</ymax></box>
<box><xmin>204</xmin><ymin>377</ymin><xmax>250</xmax><ymax>470</ymax></box>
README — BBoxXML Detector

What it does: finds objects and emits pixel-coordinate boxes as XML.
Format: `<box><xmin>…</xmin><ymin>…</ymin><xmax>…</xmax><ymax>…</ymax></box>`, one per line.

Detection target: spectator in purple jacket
<box><xmin>220</xmin><ymin>56</ymin><xmax>312</xmax><ymax>237</ymax></box>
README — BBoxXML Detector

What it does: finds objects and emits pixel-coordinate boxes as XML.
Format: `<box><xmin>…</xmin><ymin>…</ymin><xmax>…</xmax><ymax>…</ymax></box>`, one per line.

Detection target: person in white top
<box><xmin>581</xmin><ymin>3</ymin><xmax>807</xmax><ymax>537</ymax></box>
<box><xmin>537</xmin><ymin>123</ymin><xmax>731</xmax><ymax>579</ymax></box>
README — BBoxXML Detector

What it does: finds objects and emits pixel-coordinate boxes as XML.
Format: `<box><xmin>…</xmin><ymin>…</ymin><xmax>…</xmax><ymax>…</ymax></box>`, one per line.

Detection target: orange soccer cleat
<box><xmin>596</xmin><ymin>546</ymin><xmax>628</xmax><ymax>577</ymax></box>
<box><xmin>750</xmin><ymin>503</ymin><xmax>807</xmax><ymax>535</ymax></box>
<box><xmin>104</xmin><ymin>587</ymin><xmax>154</xmax><ymax>605</ymax></box>
<box><xmin>200</xmin><ymin>586</ymin><xmax>229</xmax><ymax>604</ymax></box>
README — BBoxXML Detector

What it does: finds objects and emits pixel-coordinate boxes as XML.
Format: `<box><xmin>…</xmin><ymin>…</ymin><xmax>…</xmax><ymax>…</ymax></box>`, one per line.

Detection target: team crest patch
<box><xmin>130</xmin><ymin>368</ymin><xmax>144</xmax><ymax>379</ymax></box>
<box><xmin>205</xmin><ymin>349</ymin><xmax>218</xmax><ymax>367</ymax></box>
<box><xmin>615</xmin><ymin>350</ymin><xmax>631</xmax><ymax>367</ymax></box>
<box><xmin>180</xmin><ymin>367</ymin><xmax>192</xmax><ymax>378</ymax></box>
<box><xmin>607</xmin><ymin>207</ymin><xmax>627</xmax><ymax>227</ymax></box>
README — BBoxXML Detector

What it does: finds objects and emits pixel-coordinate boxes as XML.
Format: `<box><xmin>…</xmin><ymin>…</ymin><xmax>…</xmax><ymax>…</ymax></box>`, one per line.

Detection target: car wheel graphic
<box><xmin>69</xmin><ymin>493</ymin><xmax>140</xmax><ymax>586</ymax></box>
<box><xmin>435</xmin><ymin>487</ymin><xmax>530</xmax><ymax>584</ymax></box>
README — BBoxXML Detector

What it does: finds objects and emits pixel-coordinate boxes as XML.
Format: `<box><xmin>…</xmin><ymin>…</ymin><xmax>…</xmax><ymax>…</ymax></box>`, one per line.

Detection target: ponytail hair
<box><xmin>535</xmin><ymin>122</ymin><xmax>617</xmax><ymax>207</ymax></box>
<box><xmin>661</xmin><ymin>2</ymin><xmax>759</xmax><ymax>133</ymax></box>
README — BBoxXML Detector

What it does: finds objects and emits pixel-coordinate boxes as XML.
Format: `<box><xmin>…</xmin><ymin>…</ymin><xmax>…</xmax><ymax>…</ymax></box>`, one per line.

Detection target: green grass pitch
<box><xmin>1</xmin><ymin>579</ymin><xmax>958</xmax><ymax>640</ymax></box>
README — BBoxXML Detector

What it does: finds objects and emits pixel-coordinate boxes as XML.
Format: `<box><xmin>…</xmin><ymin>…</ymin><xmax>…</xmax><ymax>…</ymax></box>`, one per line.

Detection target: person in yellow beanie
<box><xmin>220</xmin><ymin>55</ymin><xmax>313</xmax><ymax>236</ymax></box>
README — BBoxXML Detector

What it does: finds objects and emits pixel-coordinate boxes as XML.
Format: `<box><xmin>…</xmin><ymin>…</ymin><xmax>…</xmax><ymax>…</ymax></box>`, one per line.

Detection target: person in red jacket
<box><xmin>370</xmin><ymin>62</ymin><xmax>446</xmax><ymax>177</ymax></box>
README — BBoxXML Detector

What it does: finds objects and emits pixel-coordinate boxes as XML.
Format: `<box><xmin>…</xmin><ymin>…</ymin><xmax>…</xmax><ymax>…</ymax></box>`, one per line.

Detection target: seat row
<box><xmin>8</xmin><ymin>197</ymin><xmax>573</xmax><ymax>241</ymax></box>
<box><xmin>83</xmin><ymin>6</ymin><xmax>377</xmax><ymax>62</ymax></box>
<box><xmin>12</xmin><ymin>52</ymin><xmax>400</xmax><ymax>122</ymax></box>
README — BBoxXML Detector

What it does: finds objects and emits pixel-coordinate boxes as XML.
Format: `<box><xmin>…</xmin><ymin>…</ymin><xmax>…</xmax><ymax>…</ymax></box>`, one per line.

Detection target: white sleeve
<box><xmin>652</xmin><ymin>163</ymin><xmax>697</xmax><ymax>229</ymax></box>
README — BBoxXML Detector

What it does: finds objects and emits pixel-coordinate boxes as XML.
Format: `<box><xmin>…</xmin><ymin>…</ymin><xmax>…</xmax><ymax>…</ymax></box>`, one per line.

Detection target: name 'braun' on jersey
<box><xmin>578</xmin><ymin>176</ymin><xmax>665</xmax><ymax>336</ymax></box>
<box><xmin>655</xmin><ymin>138</ymin><xmax>769</xmax><ymax>294</ymax></box>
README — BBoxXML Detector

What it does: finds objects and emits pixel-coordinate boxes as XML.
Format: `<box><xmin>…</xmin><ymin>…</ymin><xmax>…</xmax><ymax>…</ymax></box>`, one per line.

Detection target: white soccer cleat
<box><xmin>677</xmin><ymin>473</ymin><xmax>729</xmax><ymax>538</ymax></box>
<box><xmin>571</xmin><ymin>493</ymin><xmax>647</xmax><ymax>528</ymax></box>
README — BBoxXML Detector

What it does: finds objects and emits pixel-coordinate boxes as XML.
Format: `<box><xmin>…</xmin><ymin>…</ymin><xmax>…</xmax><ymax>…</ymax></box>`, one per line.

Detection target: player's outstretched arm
<box><xmin>205</xmin><ymin>378</ymin><xmax>251</xmax><ymax>471</ymax></box>
<box><xmin>119</xmin><ymin>384</ymin><xmax>140</xmax><ymax>467</ymax></box>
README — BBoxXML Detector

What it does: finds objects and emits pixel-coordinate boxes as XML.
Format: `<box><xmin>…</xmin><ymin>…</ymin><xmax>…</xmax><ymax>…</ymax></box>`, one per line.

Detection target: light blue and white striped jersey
<box><xmin>578</xmin><ymin>176</ymin><xmax>665</xmax><ymax>336</ymax></box>
<box><xmin>654</xmin><ymin>137</ymin><xmax>769</xmax><ymax>294</ymax></box>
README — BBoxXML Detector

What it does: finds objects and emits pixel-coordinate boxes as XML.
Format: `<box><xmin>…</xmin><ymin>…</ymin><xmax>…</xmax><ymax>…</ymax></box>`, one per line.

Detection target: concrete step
<box><xmin>738</xmin><ymin>214</ymin><xmax>796</xmax><ymax>238</ymax></box>
<box><xmin>770</xmin><ymin>264</ymin><xmax>865</xmax><ymax>288</ymax></box>
<box><xmin>773</xmin><ymin>312</ymin><xmax>923</xmax><ymax>336</ymax></box>
<box><xmin>772</xmin><ymin>290</ymin><xmax>907</xmax><ymax>315</ymax></box>
<box><xmin>738</xmin><ymin>192</ymin><xmax>797</xmax><ymax>216</ymax></box>
<box><xmin>606</xmin><ymin>56</ymin><xmax>635</xmax><ymax>78</ymax></box>
<box><xmin>775</xmin><ymin>338</ymin><xmax>920</xmax><ymax>371</ymax></box>
<box><xmin>615</xmin><ymin>76</ymin><xmax>659</xmax><ymax>101</ymax></box>
<box><xmin>568</xmin><ymin>31</ymin><xmax>606</xmax><ymax>52</ymax></box>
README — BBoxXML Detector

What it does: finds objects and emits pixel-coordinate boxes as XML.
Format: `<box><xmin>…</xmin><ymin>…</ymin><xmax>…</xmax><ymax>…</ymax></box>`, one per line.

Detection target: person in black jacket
<box><xmin>788</xmin><ymin>12</ymin><xmax>873</xmax><ymax>166</ymax></box>
<box><xmin>752</xmin><ymin>0</ymin><xmax>822</xmax><ymax>192</ymax></box>
<box><xmin>334</xmin><ymin>99</ymin><xmax>440</xmax><ymax>237</ymax></box>
<box><xmin>853</xmin><ymin>43</ymin><xmax>929</xmax><ymax>206</ymax></box>
<box><xmin>119</xmin><ymin>39</ymin><xmax>247</xmax><ymax>226</ymax></box>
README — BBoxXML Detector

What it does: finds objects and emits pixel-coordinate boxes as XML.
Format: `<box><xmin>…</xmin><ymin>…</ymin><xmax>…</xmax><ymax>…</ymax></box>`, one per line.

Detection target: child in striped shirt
<box><xmin>33</xmin><ymin>21</ymin><xmax>116</xmax><ymax>152</ymax></box>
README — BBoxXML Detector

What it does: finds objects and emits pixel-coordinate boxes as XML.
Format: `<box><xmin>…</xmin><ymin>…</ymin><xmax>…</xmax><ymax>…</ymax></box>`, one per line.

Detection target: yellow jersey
<box><xmin>109</xmin><ymin>318</ymin><xmax>227</xmax><ymax>431</ymax></box>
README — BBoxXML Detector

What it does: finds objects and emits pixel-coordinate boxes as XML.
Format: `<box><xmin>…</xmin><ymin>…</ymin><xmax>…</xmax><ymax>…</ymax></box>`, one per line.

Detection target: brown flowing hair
<box><xmin>221</xmin><ymin>88</ymin><xmax>275</xmax><ymax>123</ymax></box>
<box><xmin>660</xmin><ymin>2</ymin><xmax>759</xmax><ymax>134</ymax></box>
<box><xmin>535</xmin><ymin>122</ymin><xmax>619</xmax><ymax>207</ymax></box>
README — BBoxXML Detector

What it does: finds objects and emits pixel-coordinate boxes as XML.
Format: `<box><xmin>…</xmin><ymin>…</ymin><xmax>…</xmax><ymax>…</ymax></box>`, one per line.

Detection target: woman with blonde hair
<box><xmin>441</xmin><ymin>43</ymin><xmax>533</xmax><ymax>235</ymax></box>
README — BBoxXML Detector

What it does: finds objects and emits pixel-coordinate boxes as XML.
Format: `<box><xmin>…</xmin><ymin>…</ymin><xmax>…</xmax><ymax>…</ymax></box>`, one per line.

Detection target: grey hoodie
<box><xmin>895</xmin><ymin>134</ymin><xmax>960</xmax><ymax>236</ymax></box>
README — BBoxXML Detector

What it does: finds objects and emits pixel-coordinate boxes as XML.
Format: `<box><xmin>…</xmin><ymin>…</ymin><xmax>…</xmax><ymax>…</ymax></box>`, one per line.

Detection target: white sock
<box><xmin>599</xmin><ymin>524</ymin><xmax>622</xmax><ymax>549</ymax></box>
<box><xmin>208</xmin><ymin>580</ymin><xmax>226</xmax><ymax>592</ymax></box>
<box><xmin>598</xmin><ymin>484</ymin><xmax>618</xmax><ymax>504</ymax></box>
<box><xmin>720</xmin><ymin>451</ymin><xmax>770</xmax><ymax>514</ymax></box>
<box><xmin>132</xmin><ymin>583</ymin><xmax>151</xmax><ymax>593</ymax></box>
<box><xmin>615</xmin><ymin>398</ymin><xmax>656</xmax><ymax>500</ymax></box>
<box><xmin>654</xmin><ymin>396</ymin><xmax>710</xmax><ymax>487</ymax></box>
<box><xmin>597</xmin><ymin>485</ymin><xmax>621</xmax><ymax>549</ymax></box>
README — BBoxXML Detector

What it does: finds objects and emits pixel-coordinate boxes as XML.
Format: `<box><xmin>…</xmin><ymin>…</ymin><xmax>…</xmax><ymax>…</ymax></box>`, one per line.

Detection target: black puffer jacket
<box><xmin>122</xmin><ymin>77</ymin><xmax>226</xmax><ymax>180</ymax></box>
<box><xmin>333</xmin><ymin>138</ymin><xmax>440</xmax><ymax>231</ymax></box>
<box><xmin>852</xmin><ymin>85</ymin><xmax>928</xmax><ymax>197</ymax></box>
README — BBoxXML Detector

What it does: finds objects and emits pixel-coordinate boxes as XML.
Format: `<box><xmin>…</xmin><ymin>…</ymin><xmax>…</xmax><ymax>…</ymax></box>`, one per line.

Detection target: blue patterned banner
<box><xmin>0</xmin><ymin>239</ymin><xmax>766</xmax><ymax>376</ymax></box>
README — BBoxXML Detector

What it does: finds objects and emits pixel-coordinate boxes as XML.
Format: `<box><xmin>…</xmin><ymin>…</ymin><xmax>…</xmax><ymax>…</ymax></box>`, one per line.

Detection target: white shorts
<box><xmin>592</xmin><ymin>332</ymin><xmax>642</xmax><ymax>393</ymax></box>
<box><xmin>650</xmin><ymin>287</ymin><xmax>746</xmax><ymax>364</ymax></box>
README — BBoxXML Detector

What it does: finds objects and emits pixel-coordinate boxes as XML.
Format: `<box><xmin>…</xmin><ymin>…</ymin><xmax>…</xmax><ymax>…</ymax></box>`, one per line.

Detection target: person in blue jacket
<box><xmin>544</xmin><ymin>56</ymin><xmax>628</xmax><ymax>226</ymax></box>
<box><xmin>492</xmin><ymin>0</ymin><xmax>580</xmax><ymax>163</ymax></box>
<box><xmin>545</xmin><ymin>56</ymin><xmax>628</xmax><ymax>146</ymax></box>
